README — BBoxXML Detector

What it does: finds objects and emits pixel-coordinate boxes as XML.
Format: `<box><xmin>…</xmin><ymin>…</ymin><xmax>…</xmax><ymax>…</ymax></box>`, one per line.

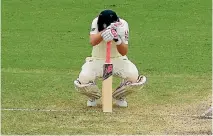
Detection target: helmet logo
<box><xmin>103</xmin><ymin>23</ymin><xmax>107</xmax><ymax>29</ymax></box>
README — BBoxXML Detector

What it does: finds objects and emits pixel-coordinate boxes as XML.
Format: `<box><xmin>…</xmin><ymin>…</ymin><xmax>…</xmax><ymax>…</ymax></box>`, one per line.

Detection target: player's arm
<box><xmin>116</xmin><ymin>42</ymin><xmax>128</xmax><ymax>56</ymax></box>
<box><xmin>90</xmin><ymin>32</ymin><xmax>103</xmax><ymax>46</ymax></box>
<box><xmin>115</xmin><ymin>24</ymin><xmax>129</xmax><ymax>56</ymax></box>
<box><xmin>89</xmin><ymin>17</ymin><xmax>105</xmax><ymax>46</ymax></box>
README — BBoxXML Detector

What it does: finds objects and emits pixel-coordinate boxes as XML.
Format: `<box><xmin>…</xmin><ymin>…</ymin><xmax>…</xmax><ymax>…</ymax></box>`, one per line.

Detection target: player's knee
<box><xmin>127</xmin><ymin>73</ymin><xmax>138</xmax><ymax>82</ymax></box>
<box><xmin>125</xmin><ymin>69</ymin><xmax>139</xmax><ymax>83</ymax></box>
<box><xmin>121</xmin><ymin>61</ymin><xmax>139</xmax><ymax>83</ymax></box>
<box><xmin>78</xmin><ymin>71</ymin><xmax>95</xmax><ymax>84</ymax></box>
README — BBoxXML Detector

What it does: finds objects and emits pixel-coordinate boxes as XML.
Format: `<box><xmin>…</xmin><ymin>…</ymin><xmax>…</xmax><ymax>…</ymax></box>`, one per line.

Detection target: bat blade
<box><xmin>102</xmin><ymin>71</ymin><xmax>113</xmax><ymax>112</ymax></box>
<box><xmin>102</xmin><ymin>42</ymin><xmax>113</xmax><ymax>112</ymax></box>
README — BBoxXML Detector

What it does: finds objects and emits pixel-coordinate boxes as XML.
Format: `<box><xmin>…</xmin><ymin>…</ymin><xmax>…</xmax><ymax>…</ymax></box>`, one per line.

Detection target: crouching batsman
<box><xmin>74</xmin><ymin>9</ymin><xmax>147</xmax><ymax>107</ymax></box>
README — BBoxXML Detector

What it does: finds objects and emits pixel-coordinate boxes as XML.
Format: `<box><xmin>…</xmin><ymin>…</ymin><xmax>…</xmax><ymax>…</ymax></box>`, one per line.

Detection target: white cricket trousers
<box><xmin>78</xmin><ymin>56</ymin><xmax>139</xmax><ymax>84</ymax></box>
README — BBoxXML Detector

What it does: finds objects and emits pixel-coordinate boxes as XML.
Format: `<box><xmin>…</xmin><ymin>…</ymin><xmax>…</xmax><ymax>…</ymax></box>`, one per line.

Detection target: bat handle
<box><xmin>106</xmin><ymin>42</ymin><xmax>111</xmax><ymax>63</ymax></box>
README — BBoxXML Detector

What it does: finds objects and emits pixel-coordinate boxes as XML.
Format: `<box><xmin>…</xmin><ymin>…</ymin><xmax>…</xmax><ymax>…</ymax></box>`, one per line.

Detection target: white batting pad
<box><xmin>74</xmin><ymin>80</ymin><xmax>101</xmax><ymax>100</ymax></box>
<box><xmin>113</xmin><ymin>75</ymin><xmax>147</xmax><ymax>100</ymax></box>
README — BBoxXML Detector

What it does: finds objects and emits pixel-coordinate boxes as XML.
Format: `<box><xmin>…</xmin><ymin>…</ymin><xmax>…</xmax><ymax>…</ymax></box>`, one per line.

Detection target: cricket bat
<box><xmin>102</xmin><ymin>41</ymin><xmax>113</xmax><ymax>112</ymax></box>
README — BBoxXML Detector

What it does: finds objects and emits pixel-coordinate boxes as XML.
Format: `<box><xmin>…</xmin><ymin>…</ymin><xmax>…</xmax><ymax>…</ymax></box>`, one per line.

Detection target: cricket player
<box><xmin>74</xmin><ymin>9</ymin><xmax>147</xmax><ymax>107</ymax></box>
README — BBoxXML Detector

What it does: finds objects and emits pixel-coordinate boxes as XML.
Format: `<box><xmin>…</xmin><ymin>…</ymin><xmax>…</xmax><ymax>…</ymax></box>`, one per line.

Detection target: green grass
<box><xmin>1</xmin><ymin>0</ymin><xmax>212</xmax><ymax>135</ymax></box>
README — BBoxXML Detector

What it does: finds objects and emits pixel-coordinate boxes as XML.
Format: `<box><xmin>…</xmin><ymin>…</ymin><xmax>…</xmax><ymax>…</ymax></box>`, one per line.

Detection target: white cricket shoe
<box><xmin>87</xmin><ymin>99</ymin><xmax>97</xmax><ymax>107</ymax></box>
<box><xmin>116</xmin><ymin>99</ymin><xmax>128</xmax><ymax>107</ymax></box>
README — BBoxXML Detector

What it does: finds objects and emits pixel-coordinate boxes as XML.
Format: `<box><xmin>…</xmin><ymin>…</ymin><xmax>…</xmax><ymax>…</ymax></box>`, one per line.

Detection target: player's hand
<box><xmin>101</xmin><ymin>28</ymin><xmax>118</xmax><ymax>42</ymax></box>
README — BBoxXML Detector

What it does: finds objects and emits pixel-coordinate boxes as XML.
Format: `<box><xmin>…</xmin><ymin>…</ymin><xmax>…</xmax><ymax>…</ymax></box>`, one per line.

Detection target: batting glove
<box><xmin>101</xmin><ymin>28</ymin><xmax>118</xmax><ymax>42</ymax></box>
<box><xmin>110</xmin><ymin>22</ymin><xmax>122</xmax><ymax>30</ymax></box>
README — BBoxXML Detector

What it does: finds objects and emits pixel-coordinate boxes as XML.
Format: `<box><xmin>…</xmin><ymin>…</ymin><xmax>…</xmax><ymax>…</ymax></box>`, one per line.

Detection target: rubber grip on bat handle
<box><xmin>106</xmin><ymin>42</ymin><xmax>111</xmax><ymax>63</ymax></box>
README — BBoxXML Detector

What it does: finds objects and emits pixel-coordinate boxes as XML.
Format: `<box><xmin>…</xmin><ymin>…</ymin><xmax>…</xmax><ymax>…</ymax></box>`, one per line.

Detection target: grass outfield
<box><xmin>2</xmin><ymin>0</ymin><xmax>212</xmax><ymax>135</ymax></box>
